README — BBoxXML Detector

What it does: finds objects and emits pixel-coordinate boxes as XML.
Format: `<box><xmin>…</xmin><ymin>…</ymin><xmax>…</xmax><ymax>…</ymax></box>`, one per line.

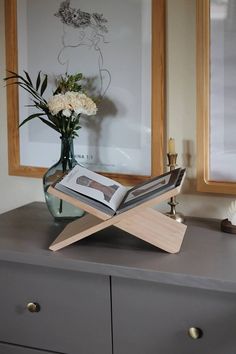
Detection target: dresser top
<box><xmin>0</xmin><ymin>202</ymin><xmax>236</xmax><ymax>293</ymax></box>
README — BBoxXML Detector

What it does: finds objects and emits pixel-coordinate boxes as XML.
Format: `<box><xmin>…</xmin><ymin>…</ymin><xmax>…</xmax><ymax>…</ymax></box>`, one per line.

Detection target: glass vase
<box><xmin>43</xmin><ymin>136</ymin><xmax>85</xmax><ymax>220</ymax></box>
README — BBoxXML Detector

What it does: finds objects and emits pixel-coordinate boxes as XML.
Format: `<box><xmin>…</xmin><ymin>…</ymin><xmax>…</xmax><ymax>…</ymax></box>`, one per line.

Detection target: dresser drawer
<box><xmin>112</xmin><ymin>277</ymin><xmax>236</xmax><ymax>354</ymax></box>
<box><xmin>0</xmin><ymin>342</ymin><xmax>60</xmax><ymax>354</ymax></box>
<box><xmin>0</xmin><ymin>261</ymin><xmax>112</xmax><ymax>354</ymax></box>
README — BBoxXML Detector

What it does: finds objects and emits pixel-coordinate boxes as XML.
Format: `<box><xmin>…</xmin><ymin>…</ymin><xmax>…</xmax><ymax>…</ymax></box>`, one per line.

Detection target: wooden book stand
<box><xmin>48</xmin><ymin>178</ymin><xmax>187</xmax><ymax>253</ymax></box>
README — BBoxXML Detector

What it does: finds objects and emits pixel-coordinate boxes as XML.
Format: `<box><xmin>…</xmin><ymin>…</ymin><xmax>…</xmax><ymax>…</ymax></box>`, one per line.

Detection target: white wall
<box><xmin>0</xmin><ymin>0</ymin><xmax>235</xmax><ymax>218</ymax></box>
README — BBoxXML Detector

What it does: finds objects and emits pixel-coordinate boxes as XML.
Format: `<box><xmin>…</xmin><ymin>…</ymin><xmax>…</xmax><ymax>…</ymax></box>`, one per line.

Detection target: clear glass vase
<box><xmin>43</xmin><ymin>136</ymin><xmax>85</xmax><ymax>220</ymax></box>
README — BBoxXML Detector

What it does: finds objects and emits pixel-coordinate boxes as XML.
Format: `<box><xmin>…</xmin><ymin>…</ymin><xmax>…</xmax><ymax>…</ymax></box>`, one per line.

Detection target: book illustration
<box><xmin>129</xmin><ymin>179</ymin><xmax>166</xmax><ymax>198</ymax></box>
<box><xmin>122</xmin><ymin>175</ymin><xmax>171</xmax><ymax>206</ymax></box>
<box><xmin>76</xmin><ymin>176</ymin><xmax>119</xmax><ymax>202</ymax></box>
<box><xmin>58</xmin><ymin>165</ymin><xmax>126</xmax><ymax>211</ymax></box>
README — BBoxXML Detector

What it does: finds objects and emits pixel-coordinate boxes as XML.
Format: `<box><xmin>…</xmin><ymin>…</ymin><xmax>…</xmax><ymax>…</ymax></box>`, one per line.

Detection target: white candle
<box><xmin>168</xmin><ymin>138</ymin><xmax>176</xmax><ymax>154</ymax></box>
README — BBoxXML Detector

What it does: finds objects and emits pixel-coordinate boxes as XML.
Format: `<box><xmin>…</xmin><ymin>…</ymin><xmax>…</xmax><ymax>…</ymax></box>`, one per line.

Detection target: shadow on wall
<box><xmin>82</xmin><ymin>77</ymin><xmax>119</xmax><ymax>165</ymax></box>
<box><xmin>180</xmin><ymin>139</ymin><xmax>197</xmax><ymax>193</ymax></box>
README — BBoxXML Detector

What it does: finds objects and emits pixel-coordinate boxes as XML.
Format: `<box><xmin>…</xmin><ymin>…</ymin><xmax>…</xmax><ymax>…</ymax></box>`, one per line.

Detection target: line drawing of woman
<box><xmin>53</xmin><ymin>0</ymin><xmax>119</xmax><ymax>171</ymax></box>
<box><xmin>54</xmin><ymin>0</ymin><xmax>111</xmax><ymax>98</ymax></box>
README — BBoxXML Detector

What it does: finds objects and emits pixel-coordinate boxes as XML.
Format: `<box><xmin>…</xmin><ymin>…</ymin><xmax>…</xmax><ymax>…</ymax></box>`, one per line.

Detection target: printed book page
<box><xmin>58</xmin><ymin>165</ymin><xmax>128</xmax><ymax>211</ymax></box>
<box><xmin>117</xmin><ymin>168</ymin><xmax>185</xmax><ymax>213</ymax></box>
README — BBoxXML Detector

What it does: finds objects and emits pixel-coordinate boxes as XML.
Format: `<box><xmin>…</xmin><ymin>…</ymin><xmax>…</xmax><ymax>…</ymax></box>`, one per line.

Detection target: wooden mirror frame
<box><xmin>5</xmin><ymin>0</ymin><xmax>166</xmax><ymax>186</ymax></box>
<box><xmin>197</xmin><ymin>0</ymin><xmax>236</xmax><ymax>194</ymax></box>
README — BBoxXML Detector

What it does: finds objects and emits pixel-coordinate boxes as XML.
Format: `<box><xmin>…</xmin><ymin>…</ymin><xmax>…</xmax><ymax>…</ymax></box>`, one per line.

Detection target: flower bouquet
<box><xmin>5</xmin><ymin>71</ymin><xmax>97</xmax><ymax>137</ymax></box>
<box><xmin>4</xmin><ymin>71</ymin><xmax>97</xmax><ymax>219</ymax></box>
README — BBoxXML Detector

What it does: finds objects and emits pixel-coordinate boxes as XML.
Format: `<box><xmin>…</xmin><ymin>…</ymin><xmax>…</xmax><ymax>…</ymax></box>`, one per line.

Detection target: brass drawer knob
<box><xmin>27</xmin><ymin>302</ymin><xmax>40</xmax><ymax>313</ymax></box>
<box><xmin>188</xmin><ymin>327</ymin><xmax>203</xmax><ymax>339</ymax></box>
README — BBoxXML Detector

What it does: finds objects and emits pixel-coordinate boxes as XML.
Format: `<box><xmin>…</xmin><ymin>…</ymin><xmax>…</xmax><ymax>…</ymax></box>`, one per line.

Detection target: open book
<box><xmin>54</xmin><ymin>166</ymin><xmax>185</xmax><ymax>216</ymax></box>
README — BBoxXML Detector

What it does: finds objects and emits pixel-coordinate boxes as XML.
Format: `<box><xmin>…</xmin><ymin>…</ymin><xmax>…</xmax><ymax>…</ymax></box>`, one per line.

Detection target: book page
<box><xmin>124</xmin><ymin>174</ymin><xmax>171</xmax><ymax>203</ymax></box>
<box><xmin>118</xmin><ymin>168</ymin><xmax>183</xmax><ymax>213</ymax></box>
<box><xmin>59</xmin><ymin>165</ymin><xmax>128</xmax><ymax>211</ymax></box>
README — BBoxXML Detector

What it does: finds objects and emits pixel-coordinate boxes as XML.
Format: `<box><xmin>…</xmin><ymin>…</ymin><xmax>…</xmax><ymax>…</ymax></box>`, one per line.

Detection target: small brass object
<box><xmin>27</xmin><ymin>302</ymin><xmax>40</xmax><ymax>313</ymax></box>
<box><xmin>188</xmin><ymin>327</ymin><xmax>203</xmax><ymax>339</ymax></box>
<box><xmin>167</xmin><ymin>153</ymin><xmax>178</xmax><ymax>168</ymax></box>
<box><xmin>165</xmin><ymin>152</ymin><xmax>185</xmax><ymax>223</ymax></box>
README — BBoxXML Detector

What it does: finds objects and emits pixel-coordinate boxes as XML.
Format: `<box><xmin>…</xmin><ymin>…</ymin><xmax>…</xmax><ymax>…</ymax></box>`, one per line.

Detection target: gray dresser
<box><xmin>0</xmin><ymin>202</ymin><xmax>236</xmax><ymax>354</ymax></box>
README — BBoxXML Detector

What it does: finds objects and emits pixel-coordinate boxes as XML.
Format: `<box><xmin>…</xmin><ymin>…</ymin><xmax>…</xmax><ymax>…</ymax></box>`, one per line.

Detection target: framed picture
<box><xmin>197</xmin><ymin>0</ymin><xmax>236</xmax><ymax>193</ymax></box>
<box><xmin>5</xmin><ymin>0</ymin><xmax>165</xmax><ymax>185</ymax></box>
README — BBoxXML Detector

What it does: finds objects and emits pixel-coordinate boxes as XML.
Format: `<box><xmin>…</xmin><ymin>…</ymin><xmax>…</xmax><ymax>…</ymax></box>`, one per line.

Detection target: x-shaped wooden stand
<box><xmin>48</xmin><ymin>180</ymin><xmax>187</xmax><ymax>253</ymax></box>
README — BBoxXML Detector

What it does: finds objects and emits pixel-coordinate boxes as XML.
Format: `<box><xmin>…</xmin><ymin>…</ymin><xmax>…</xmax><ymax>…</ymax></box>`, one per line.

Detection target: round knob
<box><xmin>188</xmin><ymin>327</ymin><xmax>203</xmax><ymax>339</ymax></box>
<box><xmin>27</xmin><ymin>302</ymin><xmax>40</xmax><ymax>313</ymax></box>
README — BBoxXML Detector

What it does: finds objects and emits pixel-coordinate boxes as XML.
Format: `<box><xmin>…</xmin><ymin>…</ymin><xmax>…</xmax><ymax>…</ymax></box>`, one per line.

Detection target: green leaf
<box><xmin>39</xmin><ymin>117</ymin><xmax>60</xmax><ymax>132</ymax></box>
<box><xmin>23</xmin><ymin>70</ymin><xmax>33</xmax><ymax>85</ymax></box>
<box><xmin>5</xmin><ymin>70</ymin><xmax>47</xmax><ymax>103</ymax></box>
<box><xmin>74</xmin><ymin>73</ymin><xmax>83</xmax><ymax>81</ymax></box>
<box><xmin>17</xmin><ymin>83</ymin><xmax>43</xmax><ymax>102</ymax></box>
<box><xmin>48</xmin><ymin>114</ymin><xmax>60</xmax><ymax>127</ymax></box>
<box><xmin>40</xmin><ymin>74</ymin><xmax>48</xmax><ymax>96</ymax></box>
<box><xmin>19</xmin><ymin>113</ymin><xmax>46</xmax><ymax>127</ymax></box>
<box><xmin>36</xmin><ymin>71</ymin><xmax>41</xmax><ymax>91</ymax></box>
<box><xmin>6</xmin><ymin>79</ymin><xmax>44</xmax><ymax>103</ymax></box>
<box><xmin>4</xmin><ymin>71</ymin><xmax>21</xmax><ymax>82</ymax></box>
<box><xmin>73</xmin><ymin>83</ymin><xmax>82</xmax><ymax>92</ymax></box>
<box><xmin>5</xmin><ymin>70</ymin><xmax>32</xmax><ymax>86</ymax></box>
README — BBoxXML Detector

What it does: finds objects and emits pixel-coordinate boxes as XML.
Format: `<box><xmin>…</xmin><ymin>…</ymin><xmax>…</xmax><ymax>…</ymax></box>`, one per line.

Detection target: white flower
<box><xmin>62</xmin><ymin>109</ymin><xmax>71</xmax><ymax>117</ymax></box>
<box><xmin>75</xmin><ymin>93</ymin><xmax>97</xmax><ymax>115</ymax></box>
<box><xmin>47</xmin><ymin>94</ymin><xmax>67</xmax><ymax>115</ymax></box>
<box><xmin>227</xmin><ymin>200</ymin><xmax>236</xmax><ymax>225</ymax></box>
<box><xmin>47</xmin><ymin>91</ymin><xmax>97</xmax><ymax>116</ymax></box>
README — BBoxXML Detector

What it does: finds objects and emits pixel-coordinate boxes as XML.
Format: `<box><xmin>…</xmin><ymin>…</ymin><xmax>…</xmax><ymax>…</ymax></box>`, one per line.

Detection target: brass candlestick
<box><xmin>166</xmin><ymin>153</ymin><xmax>185</xmax><ymax>223</ymax></box>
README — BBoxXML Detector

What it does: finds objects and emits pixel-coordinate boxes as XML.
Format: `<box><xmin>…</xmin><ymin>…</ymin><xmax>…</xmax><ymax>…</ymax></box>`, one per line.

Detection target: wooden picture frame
<box><xmin>197</xmin><ymin>0</ymin><xmax>236</xmax><ymax>194</ymax></box>
<box><xmin>5</xmin><ymin>0</ymin><xmax>165</xmax><ymax>185</ymax></box>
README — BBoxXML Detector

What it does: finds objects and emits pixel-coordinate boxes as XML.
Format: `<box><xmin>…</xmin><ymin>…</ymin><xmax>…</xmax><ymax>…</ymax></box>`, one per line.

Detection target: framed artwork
<box><xmin>197</xmin><ymin>0</ymin><xmax>236</xmax><ymax>193</ymax></box>
<box><xmin>5</xmin><ymin>0</ymin><xmax>165</xmax><ymax>185</ymax></box>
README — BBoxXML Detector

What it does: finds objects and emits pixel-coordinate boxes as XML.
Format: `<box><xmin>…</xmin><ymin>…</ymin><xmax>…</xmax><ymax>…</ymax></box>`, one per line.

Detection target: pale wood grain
<box><xmin>49</xmin><ymin>214</ymin><xmax>104</xmax><ymax>251</ymax></box>
<box><xmin>5</xmin><ymin>0</ymin><xmax>46</xmax><ymax>177</ymax></box>
<box><xmin>49</xmin><ymin>174</ymin><xmax>186</xmax><ymax>253</ymax></box>
<box><xmin>116</xmin><ymin>208</ymin><xmax>186</xmax><ymax>253</ymax></box>
<box><xmin>152</xmin><ymin>0</ymin><xmax>166</xmax><ymax>176</ymax></box>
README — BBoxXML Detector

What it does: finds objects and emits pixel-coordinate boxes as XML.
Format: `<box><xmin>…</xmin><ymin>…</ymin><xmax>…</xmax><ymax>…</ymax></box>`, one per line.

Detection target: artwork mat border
<box><xmin>5</xmin><ymin>0</ymin><xmax>165</xmax><ymax>185</ymax></box>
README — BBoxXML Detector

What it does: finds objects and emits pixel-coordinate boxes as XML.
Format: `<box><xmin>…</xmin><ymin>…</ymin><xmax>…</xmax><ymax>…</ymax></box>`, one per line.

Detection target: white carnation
<box><xmin>47</xmin><ymin>94</ymin><xmax>67</xmax><ymax>115</ymax></box>
<box><xmin>75</xmin><ymin>93</ymin><xmax>97</xmax><ymax>116</ymax></box>
<box><xmin>62</xmin><ymin>109</ymin><xmax>71</xmax><ymax>117</ymax></box>
<box><xmin>47</xmin><ymin>91</ymin><xmax>97</xmax><ymax>117</ymax></box>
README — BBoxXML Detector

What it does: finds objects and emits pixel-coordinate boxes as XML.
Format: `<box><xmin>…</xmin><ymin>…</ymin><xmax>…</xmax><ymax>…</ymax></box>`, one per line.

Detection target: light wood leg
<box><xmin>115</xmin><ymin>208</ymin><xmax>187</xmax><ymax>253</ymax></box>
<box><xmin>49</xmin><ymin>208</ymin><xmax>187</xmax><ymax>253</ymax></box>
<box><xmin>50</xmin><ymin>214</ymin><xmax>106</xmax><ymax>251</ymax></box>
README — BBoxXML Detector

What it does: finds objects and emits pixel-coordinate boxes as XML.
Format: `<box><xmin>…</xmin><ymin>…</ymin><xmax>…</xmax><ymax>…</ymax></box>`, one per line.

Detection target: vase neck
<box><xmin>59</xmin><ymin>136</ymin><xmax>77</xmax><ymax>172</ymax></box>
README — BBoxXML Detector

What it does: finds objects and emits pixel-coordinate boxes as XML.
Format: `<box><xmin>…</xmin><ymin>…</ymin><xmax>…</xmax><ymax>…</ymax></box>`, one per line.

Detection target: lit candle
<box><xmin>168</xmin><ymin>138</ymin><xmax>176</xmax><ymax>154</ymax></box>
